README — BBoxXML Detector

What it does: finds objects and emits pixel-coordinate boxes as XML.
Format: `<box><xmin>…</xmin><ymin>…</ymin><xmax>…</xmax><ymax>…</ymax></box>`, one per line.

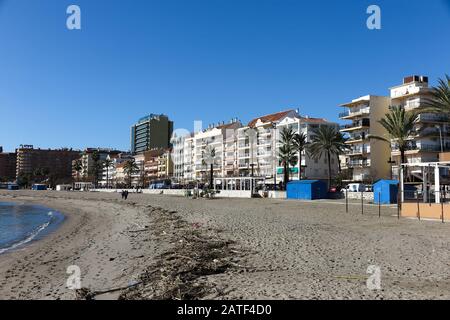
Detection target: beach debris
<box><xmin>118</xmin><ymin>206</ymin><xmax>244</xmax><ymax>300</ymax></box>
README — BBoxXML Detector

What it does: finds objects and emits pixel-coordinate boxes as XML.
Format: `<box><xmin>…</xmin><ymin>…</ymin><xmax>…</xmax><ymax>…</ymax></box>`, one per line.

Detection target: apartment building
<box><xmin>74</xmin><ymin>148</ymin><xmax>121</xmax><ymax>183</ymax></box>
<box><xmin>0</xmin><ymin>148</ymin><xmax>17</xmax><ymax>182</ymax></box>
<box><xmin>98</xmin><ymin>152</ymin><xmax>133</xmax><ymax>187</ymax></box>
<box><xmin>157</xmin><ymin>149</ymin><xmax>173</xmax><ymax>180</ymax></box>
<box><xmin>389</xmin><ymin>75</ymin><xmax>450</xmax><ymax>166</ymax></box>
<box><xmin>277</xmin><ymin>115</ymin><xmax>340</xmax><ymax>182</ymax></box>
<box><xmin>339</xmin><ymin>95</ymin><xmax>391</xmax><ymax>182</ymax></box>
<box><xmin>194</xmin><ymin>120</ymin><xmax>242</xmax><ymax>182</ymax></box>
<box><xmin>223</xmin><ymin>125</ymin><xmax>239</xmax><ymax>177</ymax></box>
<box><xmin>16</xmin><ymin>146</ymin><xmax>80</xmax><ymax>184</ymax></box>
<box><xmin>142</xmin><ymin>149</ymin><xmax>163</xmax><ymax>184</ymax></box>
<box><xmin>171</xmin><ymin>132</ymin><xmax>192</xmax><ymax>183</ymax></box>
<box><xmin>183</xmin><ymin>135</ymin><xmax>195</xmax><ymax>183</ymax></box>
<box><xmin>130</xmin><ymin>114</ymin><xmax>173</xmax><ymax>154</ymax></box>
<box><xmin>237</xmin><ymin>110</ymin><xmax>297</xmax><ymax>179</ymax></box>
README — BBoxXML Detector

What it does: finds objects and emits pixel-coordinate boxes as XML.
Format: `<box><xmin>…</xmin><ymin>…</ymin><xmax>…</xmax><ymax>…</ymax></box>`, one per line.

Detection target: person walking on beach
<box><xmin>124</xmin><ymin>190</ymin><xmax>129</xmax><ymax>200</ymax></box>
<box><xmin>121</xmin><ymin>190</ymin><xmax>125</xmax><ymax>200</ymax></box>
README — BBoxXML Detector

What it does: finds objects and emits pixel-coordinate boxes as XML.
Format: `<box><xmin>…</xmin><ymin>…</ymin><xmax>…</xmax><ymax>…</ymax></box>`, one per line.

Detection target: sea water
<box><xmin>0</xmin><ymin>202</ymin><xmax>65</xmax><ymax>254</ymax></box>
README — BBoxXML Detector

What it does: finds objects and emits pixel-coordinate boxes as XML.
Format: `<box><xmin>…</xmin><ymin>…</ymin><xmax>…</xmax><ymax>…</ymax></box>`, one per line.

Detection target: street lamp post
<box><xmin>387</xmin><ymin>157</ymin><xmax>396</xmax><ymax>180</ymax></box>
<box><xmin>272</xmin><ymin>124</ymin><xmax>277</xmax><ymax>191</ymax></box>
<box><xmin>435</xmin><ymin>125</ymin><xmax>444</xmax><ymax>153</ymax></box>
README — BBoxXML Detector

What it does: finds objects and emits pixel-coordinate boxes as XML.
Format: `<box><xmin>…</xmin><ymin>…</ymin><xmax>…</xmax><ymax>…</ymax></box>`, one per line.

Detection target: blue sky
<box><xmin>0</xmin><ymin>0</ymin><xmax>449</xmax><ymax>152</ymax></box>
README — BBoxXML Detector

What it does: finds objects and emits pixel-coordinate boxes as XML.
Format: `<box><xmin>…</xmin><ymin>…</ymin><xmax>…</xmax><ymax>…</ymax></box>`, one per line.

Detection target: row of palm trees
<box><xmin>278</xmin><ymin>125</ymin><xmax>348</xmax><ymax>189</ymax></box>
<box><xmin>73</xmin><ymin>154</ymin><xmax>140</xmax><ymax>188</ymax></box>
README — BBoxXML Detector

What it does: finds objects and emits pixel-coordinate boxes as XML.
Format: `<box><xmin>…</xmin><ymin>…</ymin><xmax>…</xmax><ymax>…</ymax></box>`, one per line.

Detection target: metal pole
<box><xmin>428</xmin><ymin>164</ymin><xmax>431</xmax><ymax>206</ymax></box>
<box><xmin>361</xmin><ymin>190</ymin><xmax>364</xmax><ymax>215</ymax></box>
<box><xmin>441</xmin><ymin>186</ymin><xmax>445</xmax><ymax>223</ymax></box>
<box><xmin>345</xmin><ymin>188</ymin><xmax>348</xmax><ymax>213</ymax></box>
<box><xmin>397</xmin><ymin>188</ymin><xmax>400</xmax><ymax>220</ymax></box>
<box><xmin>378</xmin><ymin>192</ymin><xmax>381</xmax><ymax>218</ymax></box>
<box><xmin>417</xmin><ymin>191</ymin><xmax>421</xmax><ymax>221</ymax></box>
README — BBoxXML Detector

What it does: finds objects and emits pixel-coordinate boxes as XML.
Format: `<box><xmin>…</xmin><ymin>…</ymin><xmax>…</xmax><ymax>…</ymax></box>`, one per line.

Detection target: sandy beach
<box><xmin>1</xmin><ymin>190</ymin><xmax>450</xmax><ymax>300</ymax></box>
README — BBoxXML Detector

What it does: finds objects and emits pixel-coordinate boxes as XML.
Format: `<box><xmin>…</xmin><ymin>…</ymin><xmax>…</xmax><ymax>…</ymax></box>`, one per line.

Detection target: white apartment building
<box><xmin>169</xmin><ymin>110</ymin><xmax>340</xmax><ymax>186</ymax></box>
<box><xmin>183</xmin><ymin>135</ymin><xmax>195</xmax><ymax>183</ymax></box>
<box><xmin>237</xmin><ymin>110</ymin><xmax>297</xmax><ymax>179</ymax></box>
<box><xmin>389</xmin><ymin>75</ymin><xmax>450</xmax><ymax>167</ymax></box>
<box><xmin>194</xmin><ymin>120</ymin><xmax>242</xmax><ymax>183</ymax></box>
<box><xmin>339</xmin><ymin>95</ymin><xmax>391</xmax><ymax>182</ymax></box>
<box><xmin>277</xmin><ymin>115</ymin><xmax>340</xmax><ymax>182</ymax></box>
<box><xmin>171</xmin><ymin>133</ymin><xmax>187</xmax><ymax>183</ymax></box>
<box><xmin>98</xmin><ymin>153</ymin><xmax>133</xmax><ymax>187</ymax></box>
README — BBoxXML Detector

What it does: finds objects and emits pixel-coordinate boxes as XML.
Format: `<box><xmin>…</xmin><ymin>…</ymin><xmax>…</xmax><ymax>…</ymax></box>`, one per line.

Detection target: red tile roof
<box><xmin>247</xmin><ymin>110</ymin><xmax>296</xmax><ymax>128</ymax></box>
<box><xmin>299</xmin><ymin>116</ymin><xmax>329</xmax><ymax>124</ymax></box>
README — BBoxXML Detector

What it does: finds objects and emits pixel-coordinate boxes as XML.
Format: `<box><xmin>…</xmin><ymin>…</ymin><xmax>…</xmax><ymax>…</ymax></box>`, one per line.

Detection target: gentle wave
<box><xmin>0</xmin><ymin>220</ymin><xmax>52</xmax><ymax>254</ymax></box>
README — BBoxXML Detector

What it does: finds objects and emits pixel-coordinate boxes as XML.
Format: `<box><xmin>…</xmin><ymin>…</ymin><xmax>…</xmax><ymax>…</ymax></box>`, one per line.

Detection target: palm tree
<box><xmin>73</xmin><ymin>159</ymin><xmax>82</xmax><ymax>182</ymax></box>
<box><xmin>103</xmin><ymin>158</ymin><xmax>113</xmax><ymax>188</ymax></box>
<box><xmin>369</xmin><ymin>106</ymin><xmax>418</xmax><ymax>166</ymax></box>
<box><xmin>91</xmin><ymin>150</ymin><xmax>100</xmax><ymax>187</ymax></box>
<box><xmin>202</xmin><ymin>145</ymin><xmax>216</xmax><ymax>188</ymax></box>
<box><xmin>278</xmin><ymin>127</ymin><xmax>297</xmax><ymax>189</ymax></box>
<box><xmin>421</xmin><ymin>74</ymin><xmax>450</xmax><ymax>115</ymax></box>
<box><xmin>293</xmin><ymin>132</ymin><xmax>308</xmax><ymax>180</ymax></box>
<box><xmin>123</xmin><ymin>159</ymin><xmax>139</xmax><ymax>188</ymax></box>
<box><xmin>307</xmin><ymin>126</ymin><xmax>348</xmax><ymax>189</ymax></box>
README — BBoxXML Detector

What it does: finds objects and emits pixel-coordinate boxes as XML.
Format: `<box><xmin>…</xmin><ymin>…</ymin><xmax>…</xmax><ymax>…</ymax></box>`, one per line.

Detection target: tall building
<box><xmin>171</xmin><ymin>133</ymin><xmax>189</xmax><ymax>183</ymax></box>
<box><xmin>194</xmin><ymin>120</ymin><xmax>242</xmax><ymax>182</ymax></box>
<box><xmin>16</xmin><ymin>145</ymin><xmax>81</xmax><ymax>184</ymax></box>
<box><xmin>130</xmin><ymin>114</ymin><xmax>173</xmax><ymax>154</ymax></box>
<box><xmin>339</xmin><ymin>95</ymin><xmax>391</xmax><ymax>182</ymax></box>
<box><xmin>237</xmin><ymin>110</ymin><xmax>297</xmax><ymax>178</ymax></box>
<box><xmin>389</xmin><ymin>76</ymin><xmax>450</xmax><ymax>167</ymax></box>
<box><xmin>183</xmin><ymin>135</ymin><xmax>195</xmax><ymax>183</ymax></box>
<box><xmin>0</xmin><ymin>148</ymin><xmax>17</xmax><ymax>182</ymax></box>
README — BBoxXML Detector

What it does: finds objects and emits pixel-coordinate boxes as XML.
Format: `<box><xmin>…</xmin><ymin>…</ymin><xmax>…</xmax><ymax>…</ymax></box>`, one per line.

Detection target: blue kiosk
<box><xmin>286</xmin><ymin>180</ymin><xmax>328</xmax><ymax>200</ymax></box>
<box><xmin>373</xmin><ymin>180</ymin><xmax>399</xmax><ymax>204</ymax></box>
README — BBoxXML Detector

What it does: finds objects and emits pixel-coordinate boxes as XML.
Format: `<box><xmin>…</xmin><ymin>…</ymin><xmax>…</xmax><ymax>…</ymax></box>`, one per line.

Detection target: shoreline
<box><xmin>0</xmin><ymin>190</ymin><xmax>237</xmax><ymax>300</ymax></box>
<box><xmin>0</xmin><ymin>201</ymin><xmax>67</xmax><ymax>256</ymax></box>
<box><xmin>0</xmin><ymin>191</ymin><xmax>164</xmax><ymax>299</ymax></box>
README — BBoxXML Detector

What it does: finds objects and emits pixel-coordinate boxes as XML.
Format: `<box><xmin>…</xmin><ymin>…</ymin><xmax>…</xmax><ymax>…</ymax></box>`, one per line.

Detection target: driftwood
<box><xmin>75</xmin><ymin>281</ymin><xmax>143</xmax><ymax>300</ymax></box>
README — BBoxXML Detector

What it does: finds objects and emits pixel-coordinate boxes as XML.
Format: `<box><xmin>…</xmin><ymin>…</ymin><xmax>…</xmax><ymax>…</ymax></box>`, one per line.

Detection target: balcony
<box><xmin>238</xmin><ymin>143</ymin><xmax>250</xmax><ymax>148</ymax></box>
<box><xmin>347</xmin><ymin>146</ymin><xmax>370</xmax><ymax>156</ymax></box>
<box><xmin>392</xmin><ymin>143</ymin><xmax>442</xmax><ymax>153</ymax></box>
<box><xmin>418</xmin><ymin>113</ymin><xmax>450</xmax><ymax>123</ymax></box>
<box><xmin>346</xmin><ymin>133</ymin><xmax>369</xmax><ymax>143</ymax></box>
<box><xmin>347</xmin><ymin>159</ymin><xmax>371</xmax><ymax>168</ymax></box>
<box><xmin>339</xmin><ymin>108</ymin><xmax>370</xmax><ymax>119</ymax></box>
<box><xmin>340</xmin><ymin>119</ymin><xmax>370</xmax><ymax>132</ymax></box>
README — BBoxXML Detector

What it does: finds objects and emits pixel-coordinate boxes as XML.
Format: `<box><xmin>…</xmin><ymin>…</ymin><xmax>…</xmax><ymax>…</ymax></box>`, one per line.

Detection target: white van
<box><xmin>347</xmin><ymin>183</ymin><xmax>366</xmax><ymax>192</ymax></box>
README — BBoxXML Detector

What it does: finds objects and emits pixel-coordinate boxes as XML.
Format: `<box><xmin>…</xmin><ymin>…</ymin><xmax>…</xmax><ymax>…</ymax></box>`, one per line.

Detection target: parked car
<box><xmin>346</xmin><ymin>183</ymin><xmax>366</xmax><ymax>192</ymax></box>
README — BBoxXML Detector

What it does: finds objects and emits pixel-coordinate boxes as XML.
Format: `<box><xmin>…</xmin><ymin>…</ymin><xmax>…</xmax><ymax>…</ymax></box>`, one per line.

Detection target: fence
<box><xmin>401</xmin><ymin>188</ymin><xmax>449</xmax><ymax>222</ymax></box>
<box><xmin>343</xmin><ymin>188</ymin><xmax>400</xmax><ymax>219</ymax></box>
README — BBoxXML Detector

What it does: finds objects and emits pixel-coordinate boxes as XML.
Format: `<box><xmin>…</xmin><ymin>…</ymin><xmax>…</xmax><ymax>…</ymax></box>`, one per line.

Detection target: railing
<box><xmin>347</xmin><ymin>160</ymin><xmax>371</xmax><ymax>167</ymax></box>
<box><xmin>347</xmin><ymin>133</ymin><xmax>369</xmax><ymax>141</ymax></box>
<box><xmin>418</xmin><ymin>114</ymin><xmax>450</xmax><ymax>122</ymax></box>
<box><xmin>392</xmin><ymin>144</ymin><xmax>442</xmax><ymax>152</ymax></box>
<box><xmin>339</xmin><ymin>109</ymin><xmax>370</xmax><ymax>118</ymax></box>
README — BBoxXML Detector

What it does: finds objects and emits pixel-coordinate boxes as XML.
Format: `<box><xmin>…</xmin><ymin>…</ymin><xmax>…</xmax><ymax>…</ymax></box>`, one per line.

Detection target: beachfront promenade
<box><xmin>1</xmin><ymin>190</ymin><xmax>450</xmax><ymax>300</ymax></box>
